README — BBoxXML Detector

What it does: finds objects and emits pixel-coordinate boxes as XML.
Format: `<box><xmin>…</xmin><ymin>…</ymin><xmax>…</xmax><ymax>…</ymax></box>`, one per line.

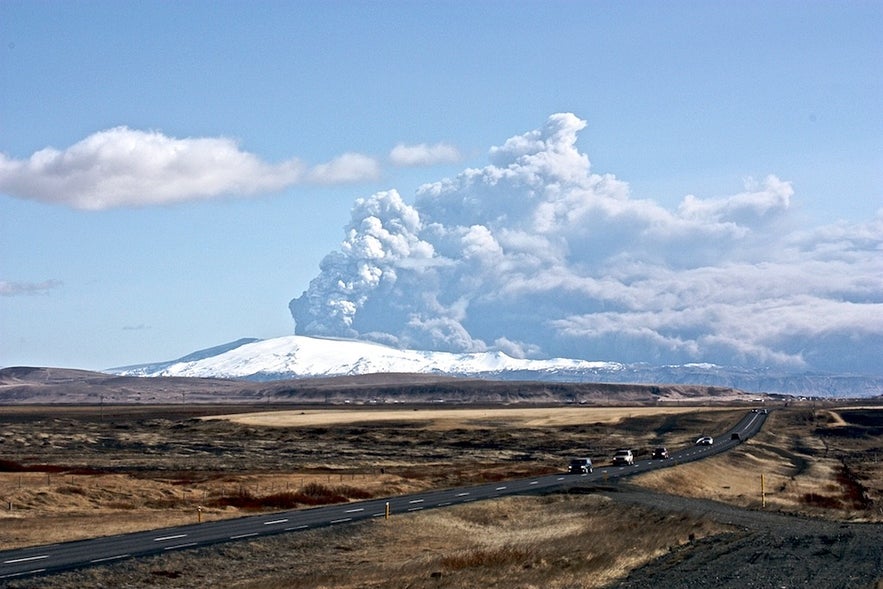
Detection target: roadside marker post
<box><xmin>385</xmin><ymin>501</ymin><xmax>390</xmax><ymax>519</ymax></box>
<box><xmin>761</xmin><ymin>474</ymin><xmax>766</xmax><ymax>508</ymax></box>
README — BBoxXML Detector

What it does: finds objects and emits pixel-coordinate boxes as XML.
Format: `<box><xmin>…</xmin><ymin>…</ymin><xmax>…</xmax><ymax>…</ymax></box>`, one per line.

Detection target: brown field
<box><xmin>1</xmin><ymin>401</ymin><xmax>881</xmax><ymax>588</ymax></box>
<box><xmin>634</xmin><ymin>406</ymin><xmax>883</xmax><ymax>520</ymax></box>
<box><xmin>205</xmin><ymin>405</ymin><xmax>714</xmax><ymax>428</ymax></box>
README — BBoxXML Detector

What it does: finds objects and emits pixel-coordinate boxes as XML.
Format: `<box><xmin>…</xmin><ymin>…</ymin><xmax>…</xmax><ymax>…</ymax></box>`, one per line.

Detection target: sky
<box><xmin>1</xmin><ymin>1</ymin><xmax>881</xmax><ymax>374</ymax></box>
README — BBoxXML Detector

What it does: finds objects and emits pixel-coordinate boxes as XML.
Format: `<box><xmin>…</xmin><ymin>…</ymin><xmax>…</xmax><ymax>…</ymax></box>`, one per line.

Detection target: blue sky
<box><xmin>1</xmin><ymin>1</ymin><xmax>881</xmax><ymax>372</ymax></box>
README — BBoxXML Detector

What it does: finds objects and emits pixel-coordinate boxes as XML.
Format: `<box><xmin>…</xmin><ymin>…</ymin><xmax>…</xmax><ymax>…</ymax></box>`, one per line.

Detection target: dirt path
<box><xmin>604</xmin><ymin>484</ymin><xmax>883</xmax><ymax>589</ymax></box>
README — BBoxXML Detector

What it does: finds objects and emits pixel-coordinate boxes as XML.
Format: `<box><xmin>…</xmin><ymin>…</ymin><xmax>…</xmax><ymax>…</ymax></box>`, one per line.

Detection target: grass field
<box><xmin>1</xmin><ymin>402</ymin><xmax>880</xmax><ymax>587</ymax></box>
<box><xmin>634</xmin><ymin>406</ymin><xmax>882</xmax><ymax>519</ymax></box>
<box><xmin>204</xmin><ymin>405</ymin><xmax>719</xmax><ymax>428</ymax></box>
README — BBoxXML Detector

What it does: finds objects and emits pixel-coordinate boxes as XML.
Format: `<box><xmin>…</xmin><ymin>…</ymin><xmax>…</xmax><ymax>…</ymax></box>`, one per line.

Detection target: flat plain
<box><xmin>1</xmin><ymin>400</ymin><xmax>881</xmax><ymax>588</ymax></box>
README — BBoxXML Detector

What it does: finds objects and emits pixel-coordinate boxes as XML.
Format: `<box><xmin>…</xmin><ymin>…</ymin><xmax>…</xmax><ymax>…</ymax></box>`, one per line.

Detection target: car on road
<box><xmin>568</xmin><ymin>457</ymin><xmax>593</xmax><ymax>474</ymax></box>
<box><xmin>612</xmin><ymin>449</ymin><xmax>635</xmax><ymax>465</ymax></box>
<box><xmin>695</xmin><ymin>436</ymin><xmax>714</xmax><ymax>446</ymax></box>
<box><xmin>651</xmin><ymin>446</ymin><xmax>670</xmax><ymax>459</ymax></box>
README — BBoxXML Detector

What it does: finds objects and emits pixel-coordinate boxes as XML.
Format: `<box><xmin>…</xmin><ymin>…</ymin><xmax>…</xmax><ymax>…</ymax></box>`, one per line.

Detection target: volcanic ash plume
<box><xmin>290</xmin><ymin>113</ymin><xmax>883</xmax><ymax>373</ymax></box>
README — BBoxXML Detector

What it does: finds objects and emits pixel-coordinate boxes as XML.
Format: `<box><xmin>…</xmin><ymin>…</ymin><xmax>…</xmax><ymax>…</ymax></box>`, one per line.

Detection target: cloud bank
<box><xmin>0</xmin><ymin>127</ymin><xmax>380</xmax><ymax>210</ymax></box>
<box><xmin>290</xmin><ymin>113</ymin><xmax>883</xmax><ymax>375</ymax></box>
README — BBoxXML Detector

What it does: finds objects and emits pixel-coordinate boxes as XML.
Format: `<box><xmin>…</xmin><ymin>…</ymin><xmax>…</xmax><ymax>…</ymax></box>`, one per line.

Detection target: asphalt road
<box><xmin>0</xmin><ymin>410</ymin><xmax>767</xmax><ymax>581</ymax></box>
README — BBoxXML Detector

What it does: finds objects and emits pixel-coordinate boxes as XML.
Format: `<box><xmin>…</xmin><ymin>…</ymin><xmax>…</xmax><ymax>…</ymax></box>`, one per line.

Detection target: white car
<box><xmin>612</xmin><ymin>449</ymin><xmax>635</xmax><ymax>465</ymax></box>
<box><xmin>695</xmin><ymin>436</ymin><xmax>713</xmax><ymax>446</ymax></box>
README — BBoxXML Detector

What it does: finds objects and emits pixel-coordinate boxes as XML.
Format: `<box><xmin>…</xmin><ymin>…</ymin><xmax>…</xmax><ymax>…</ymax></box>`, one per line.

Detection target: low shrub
<box><xmin>205</xmin><ymin>482</ymin><xmax>374</xmax><ymax>510</ymax></box>
<box><xmin>440</xmin><ymin>546</ymin><xmax>534</xmax><ymax>570</ymax></box>
<box><xmin>800</xmin><ymin>493</ymin><xmax>843</xmax><ymax>509</ymax></box>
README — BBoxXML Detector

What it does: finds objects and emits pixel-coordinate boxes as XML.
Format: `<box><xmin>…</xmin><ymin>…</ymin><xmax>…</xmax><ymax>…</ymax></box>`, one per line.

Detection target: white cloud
<box><xmin>307</xmin><ymin>152</ymin><xmax>380</xmax><ymax>184</ymax></box>
<box><xmin>290</xmin><ymin>114</ymin><xmax>883</xmax><ymax>374</ymax></box>
<box><xmin>677</xmin><ymin>175</ymin><xmax>792</xmax><ymax>224</ymax></box>
<box><xmin>0</xmin><ymin>127</ymin><xmax>379</xmax><ymax>210</ymax></box>
<box><xmin>389</xmin><ymin>142</ymin><xmax>461</xmax><ymax>167</ymax></box>
<box><xmin>0</xmin><ymin>279</ymin><xmax>63</xmax><ymax>296</ymax></box>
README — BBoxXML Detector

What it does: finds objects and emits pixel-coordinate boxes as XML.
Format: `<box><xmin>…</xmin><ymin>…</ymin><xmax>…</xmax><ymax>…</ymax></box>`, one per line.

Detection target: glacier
<box><xmin>109</xmin><ymin>335</ymin><xmax>883</xmax><ymax>398</ymax></box>
<box><xmin>111</xmin><ymin>335</ymin><xmax>623</xmax><ymax>381</ymax></box>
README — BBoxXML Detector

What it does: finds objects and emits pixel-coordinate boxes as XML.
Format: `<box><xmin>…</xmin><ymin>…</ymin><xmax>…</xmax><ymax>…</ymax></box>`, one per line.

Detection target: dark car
<box><xmin>568</xmin><ymin>457</ymin><xmax>593</xmax><ymax>474</ymax></box>
<box><xmin>651</xmin><ymin>447</ymin><xmax>670</xmax><ymax>459</ymax></box>
<box><xmin>695</xmin><ymin>436</ymin><xmax>713</xmax><ymax>446</ymax></box>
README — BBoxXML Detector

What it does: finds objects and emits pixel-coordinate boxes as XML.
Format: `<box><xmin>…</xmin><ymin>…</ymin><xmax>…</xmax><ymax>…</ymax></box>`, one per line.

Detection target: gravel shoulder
<box><xmin>604</xmin><ymin>484</ymin><xmax>883</xmax><ymax>589</ymax></box>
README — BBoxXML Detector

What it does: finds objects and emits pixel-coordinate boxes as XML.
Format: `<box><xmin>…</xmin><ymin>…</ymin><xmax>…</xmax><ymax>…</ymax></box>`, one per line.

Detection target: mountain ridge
<box><xmin>107</xmin><ymin>335</ymin><xmax>883</xmax><ymax>399</ymax></box>
<box><xmin>0</xmin><ymin>365</ymin><xmax>753</xmax><ymax>406</ymax></box>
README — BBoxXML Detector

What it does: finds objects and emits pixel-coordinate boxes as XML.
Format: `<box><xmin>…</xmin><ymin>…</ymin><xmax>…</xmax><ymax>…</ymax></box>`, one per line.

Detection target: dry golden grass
<box><xmin>230</xmin><ymin>494</ymin><xmax>726</xmax><ymax>589</ymax></box>
<box><xmin>0</xmin><ymin>472</ymin><xmax>423</xmax><ymax>550</ymax></box>
<box><xmin>206</xmin><ymin>405</ymin><xmax>728</xmax><ymax>430</ymax></box>
<box><xmin>633</xmin><ymin>407</ymin><xmax>882</xmax><ymax>521</ymax></box>
<box><xmin>2</xmin><ymin>403</ymin><xmax>878</xmax><ymax>560</ymax></box>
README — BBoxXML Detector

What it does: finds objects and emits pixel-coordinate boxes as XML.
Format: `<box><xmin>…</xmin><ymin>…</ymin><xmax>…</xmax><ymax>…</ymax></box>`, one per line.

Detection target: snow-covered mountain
<box><xmin>110</xmin><ymin>335</ymin><xmax>883</xmax><ymax>398</ymax></box>
<box><xmin>111</xmin><ymin>335</ymin><xmax>623</xmax><ymax>380</ymax></box>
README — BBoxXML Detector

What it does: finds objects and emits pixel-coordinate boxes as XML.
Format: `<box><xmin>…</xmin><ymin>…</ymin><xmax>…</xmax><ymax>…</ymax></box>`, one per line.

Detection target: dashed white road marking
<box><xmin>3</xmin><ymin>555</ymin><xmax>49</xmax><ymax>564</ymax></box>
<box><xmin>153</xmin><ymin>534</ymin><xmax>187</xmax><ymax>542</ymax></box>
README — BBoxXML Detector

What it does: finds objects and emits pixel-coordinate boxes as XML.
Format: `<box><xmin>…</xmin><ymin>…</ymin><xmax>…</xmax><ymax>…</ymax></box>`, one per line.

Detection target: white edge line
<box><xmin>163</xmin><ymin>542</ymin><xmax>197</xmax><ymax>550</ymax></box>
<box><xmin>230</xmin><ymin>533</ymin><xmax>258</xmax><ymax>540</ymax></box>
<box><xmin>1</xmin><ymin>569</ymin><xmax>47</xmax><ymax>579</ymax></box>
<box><xmin>90</xmin><ymin>554</ymin><xmax>131</xmax><ymax>563</ymax></box>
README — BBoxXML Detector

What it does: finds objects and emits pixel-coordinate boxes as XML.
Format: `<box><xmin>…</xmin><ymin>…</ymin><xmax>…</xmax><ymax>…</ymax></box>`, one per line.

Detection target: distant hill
<box><xmin>0</xmin><ymin>366</ymin><xmax>755</xmax><ymax>405</ymax></box>
<box><xmin>107</xmin><ymin>335</ymin><xmax>883</xmax><ymax>399</ymax></box>
<box><xmin>4</xmin><ymin>335</ymin><xmax>880</xmax><ymax>403</ymax></box>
